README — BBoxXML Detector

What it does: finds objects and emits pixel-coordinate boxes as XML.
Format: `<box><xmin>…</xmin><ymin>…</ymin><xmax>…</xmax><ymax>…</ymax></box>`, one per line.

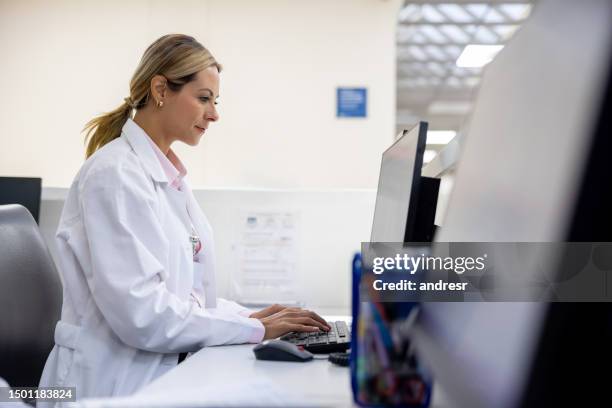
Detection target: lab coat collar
<box><xmin>144</xmin><ymin>134</ymin><xmax>187</xmax><ymax>190</ymax></box>
<box><xmin>121</xmin><ymin>118</ymin><xmax>168</xmax><ymax>184</ymax></box>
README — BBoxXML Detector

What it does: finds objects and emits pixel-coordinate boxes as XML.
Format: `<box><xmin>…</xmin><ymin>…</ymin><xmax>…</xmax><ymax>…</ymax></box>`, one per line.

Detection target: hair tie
<box><xmin>124</xmin><ymin>97</ymin><xmax>137</xmax><ymax>109</ymax></box>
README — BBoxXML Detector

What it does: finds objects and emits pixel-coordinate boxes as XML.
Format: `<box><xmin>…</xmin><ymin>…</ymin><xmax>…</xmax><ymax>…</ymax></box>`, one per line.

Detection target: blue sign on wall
<box><xmin>337</xmin><ymin>87</ymin><xmax>367</xmax><ymax>118</ymax></box>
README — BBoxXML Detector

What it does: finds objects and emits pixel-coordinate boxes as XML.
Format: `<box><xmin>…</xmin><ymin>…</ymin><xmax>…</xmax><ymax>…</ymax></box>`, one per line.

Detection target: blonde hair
<box><xmin>83</xmin><ymin>34</ymin><xmax>222</xmax><ymax>158</ymax></box>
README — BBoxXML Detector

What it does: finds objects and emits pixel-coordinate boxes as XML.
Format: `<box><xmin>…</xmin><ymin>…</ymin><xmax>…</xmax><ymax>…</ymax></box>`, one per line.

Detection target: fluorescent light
<box><xmin>427</xmin><ymin>130</ymin><xmax>456</xmax><ymax>145</ymax></box>
<box><xmin>456</xmin><ymin>44</ymin><xmax>504</xmax><ymax>68</ymax></box>
<box><xmin>423</xmin><ymin>149</ymin><xmax>437</xmax><ymax>164</ymax></box>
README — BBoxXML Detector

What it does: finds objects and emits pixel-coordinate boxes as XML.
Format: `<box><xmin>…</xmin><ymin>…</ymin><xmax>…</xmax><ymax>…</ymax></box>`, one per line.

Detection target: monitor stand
<box><xmin>408</xmin><ymin>176</ymin><xmax>440</xmax><ymax>243</ymax></box>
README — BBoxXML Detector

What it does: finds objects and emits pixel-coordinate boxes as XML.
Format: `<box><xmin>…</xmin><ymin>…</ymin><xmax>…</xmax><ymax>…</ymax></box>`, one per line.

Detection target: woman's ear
<box><xmin>150</xmin><ymin>75</ymin><xmax>167</xmax><ymax>102</ymax></box>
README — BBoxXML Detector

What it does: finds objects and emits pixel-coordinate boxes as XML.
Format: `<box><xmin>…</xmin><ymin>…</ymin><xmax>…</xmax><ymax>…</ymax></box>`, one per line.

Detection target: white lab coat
<box><xmin>38</xmin><ymin>119</ymin><xmax>264</xmax><ymax>406</ymax></box>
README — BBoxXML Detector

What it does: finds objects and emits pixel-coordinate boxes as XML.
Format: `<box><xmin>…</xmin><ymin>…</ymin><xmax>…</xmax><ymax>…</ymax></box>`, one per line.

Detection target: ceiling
<box><xmin>395</xmin><ymin>1</ymin><xmax>534</xmax><ymax>146</ymax></box>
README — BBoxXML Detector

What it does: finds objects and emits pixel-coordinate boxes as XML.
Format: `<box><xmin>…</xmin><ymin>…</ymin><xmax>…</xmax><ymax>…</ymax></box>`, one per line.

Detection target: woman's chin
<box><xmin>185</xmin><ymin>132</ymin><xmax>204</xmax><ymax>146</ymax></box>
<box><xmin>193</xmin><ymin>129</ymin><xmax>206</xmax><ymax>143</ymax></box>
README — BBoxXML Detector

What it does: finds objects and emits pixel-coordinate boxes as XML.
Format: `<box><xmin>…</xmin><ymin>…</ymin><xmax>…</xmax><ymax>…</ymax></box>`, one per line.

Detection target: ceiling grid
<box><xmin>396</xmin><ymin>1</ymin><xmax>534</xmax><ymax>139</ymax></box>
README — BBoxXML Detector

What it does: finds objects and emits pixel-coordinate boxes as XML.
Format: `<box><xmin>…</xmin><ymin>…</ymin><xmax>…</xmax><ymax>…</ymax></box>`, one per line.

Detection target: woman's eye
<box><xmin>199</xmin><ymin>96</ymin><xmax>218</xmax><ymax>106</ymax></box>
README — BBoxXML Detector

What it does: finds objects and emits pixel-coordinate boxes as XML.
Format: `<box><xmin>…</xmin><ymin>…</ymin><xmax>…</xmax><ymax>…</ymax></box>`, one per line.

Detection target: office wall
<box><xmin>0</xmin><ymin>0</ymin><xmax>401</xmax><ymax>189</ymax></box>
<box><xmin>40</xmin><ymin>188</ymin><xmax>377</xmax><ymax>311</ymax></box>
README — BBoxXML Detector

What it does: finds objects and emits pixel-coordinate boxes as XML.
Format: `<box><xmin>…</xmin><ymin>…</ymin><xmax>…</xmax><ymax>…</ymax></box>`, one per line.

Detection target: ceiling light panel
<box><xmin>437</xmin><ymin>4</ymin><xmax>475</xmax><ymax>23</ymax></box>
<box><xmin>421</xmin><ymin>5</ymin><xmax>446</xmax><ymax>23</ymax></box>
<box><xmin>465</xmin><ymin>4</ymin><xmax>489</xmax><ymax>19</ymax></box>
<box><xmin>443</xmin><ymin>45</ymin><xmax>463</xmax><ymax>59</ymax></box>
<box><xmin>408</xmin><ymin>46</ymin><xmax>428</xmax><ymax>61</ymax></box>
<box><xmin>427</xmin><ymin>130</ymin><xmax>457</xmax><ymax>144</ymax></box>
<box><xmin>439</xmin><ymin>25</ymin><xmax>470</xmax><ymax>43</ymax></box>
<box><xmin>420</xmin><ymin>25</ymin><xmax>449</xmax><ymax>43</ymax></box>
<box><xmin>423</xmin><ymin>45</ymin><xmax>448</xmax><ymax>60</ymax></box>
<box><xmin>472</xmin><ymin>26</ymin><xmax>501</xmax><ymax>43</ymax></box>
<box><xmin>456</xmin><ymin>44</ymin><xmax>504</xmax><ymax>68</ymax></box>
<box><xmin>483</xmin><ymin>8</ymin><xmax>507</xmax><ymax>23</ymax></box>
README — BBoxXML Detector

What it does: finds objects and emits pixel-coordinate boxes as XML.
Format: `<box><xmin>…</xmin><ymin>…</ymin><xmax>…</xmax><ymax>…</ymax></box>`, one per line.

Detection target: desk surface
<box><xmin>82</xmin><ymin>315</ymin><xmax>354</xmax><ymax>407</ymax></box>
<box><xmin>80</xmin><ymin>313</ymin><xmax>453</xmax><ymax>408</ymax></box>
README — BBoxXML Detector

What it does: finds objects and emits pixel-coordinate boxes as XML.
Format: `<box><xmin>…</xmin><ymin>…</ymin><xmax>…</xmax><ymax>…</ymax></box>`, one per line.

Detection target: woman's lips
<box><xmin>195</xmin><ymin>126</ymin><xmax>206</xmax><ymax>132</ymax></box>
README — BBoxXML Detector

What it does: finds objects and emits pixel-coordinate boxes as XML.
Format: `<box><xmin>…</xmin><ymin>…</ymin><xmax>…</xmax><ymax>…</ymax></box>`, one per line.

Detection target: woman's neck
<box><xmin>133</xmin><ymin>111</ymin><xmax>171</xmax><ymax>155</ymax></box>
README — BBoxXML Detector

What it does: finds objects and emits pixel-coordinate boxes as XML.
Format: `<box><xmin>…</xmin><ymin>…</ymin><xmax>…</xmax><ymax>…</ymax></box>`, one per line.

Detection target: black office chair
<box><xmin>0</xmin><ymin>204</ymin><xmax>62</xmax><ymax>388</ymax></box>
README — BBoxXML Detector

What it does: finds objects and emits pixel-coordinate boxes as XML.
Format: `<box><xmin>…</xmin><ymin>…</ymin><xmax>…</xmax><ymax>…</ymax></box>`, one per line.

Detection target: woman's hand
<box><xmin>248</xmin><ymin>304</ymin><xmax>289</xmax><ymax>320</ymax></box>
<box><xmin>249</xmin><ymin>305</ymin><xmax>331</xmax><ymax>340</ymax></box>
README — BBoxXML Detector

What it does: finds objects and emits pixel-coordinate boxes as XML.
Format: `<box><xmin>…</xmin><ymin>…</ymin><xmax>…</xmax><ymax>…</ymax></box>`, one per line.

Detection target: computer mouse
<box><xmin>253</xmin><ymin>339</ymin><xmax>314</xmax><ymax>362</ymax></box>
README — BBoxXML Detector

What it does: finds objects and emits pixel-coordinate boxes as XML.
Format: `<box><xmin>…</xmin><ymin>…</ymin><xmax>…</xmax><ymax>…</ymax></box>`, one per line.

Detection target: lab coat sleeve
<box><xmin>79</xmin><ymin>161</ymin><xmax>264</xmax><ymax>352</ymax></box>
<box><xmin>216</xmin><ymin>298</ymin><xmax>255</xmax><ymax>317</ymax></box>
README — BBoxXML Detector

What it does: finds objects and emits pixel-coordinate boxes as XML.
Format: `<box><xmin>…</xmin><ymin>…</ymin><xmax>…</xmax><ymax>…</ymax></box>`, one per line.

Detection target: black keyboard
<box><xmin>280</xmin><ymin>321</ymin><xmax>351</xmax><ymax>354</ymax></box>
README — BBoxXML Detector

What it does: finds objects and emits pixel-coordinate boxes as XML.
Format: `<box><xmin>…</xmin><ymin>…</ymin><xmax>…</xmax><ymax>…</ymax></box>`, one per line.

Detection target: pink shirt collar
<box><xmin>143</xmin><ymin>131</ymin><xmax>187</xmax><ymax>190</ymax></box>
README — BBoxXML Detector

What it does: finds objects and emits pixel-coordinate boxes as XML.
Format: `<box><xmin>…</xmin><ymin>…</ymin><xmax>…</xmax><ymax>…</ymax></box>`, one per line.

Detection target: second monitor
<box><xmin>370</xmin><ymin>122</ymin><xmax>440</xmax><ymax>243</ymax></box>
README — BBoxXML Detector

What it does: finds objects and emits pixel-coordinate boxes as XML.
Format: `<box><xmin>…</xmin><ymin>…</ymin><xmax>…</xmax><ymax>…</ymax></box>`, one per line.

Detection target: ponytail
<box><xmin>83</xmin><ymin>34</ymin><xmax>220</xmax><ymax>159</ymax></box>
<box><xmin>83</xmin><ymin>101</ymin><xmax>134</xmax><ymax>159</ymax></box>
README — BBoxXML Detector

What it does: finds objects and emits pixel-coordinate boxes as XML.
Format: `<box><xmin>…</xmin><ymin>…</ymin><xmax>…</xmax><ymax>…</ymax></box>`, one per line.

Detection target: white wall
<box><xmin>0</xmin><ymin>0</ymin><xmax>401</xmax><ymax>189</ymax></box>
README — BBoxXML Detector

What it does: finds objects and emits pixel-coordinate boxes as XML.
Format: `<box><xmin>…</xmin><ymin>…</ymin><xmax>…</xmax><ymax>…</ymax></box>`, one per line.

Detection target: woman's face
<box><xmin>160</xmin><ymin>66</ymin><xmax>220</xmax><ymax>146</ymax></box>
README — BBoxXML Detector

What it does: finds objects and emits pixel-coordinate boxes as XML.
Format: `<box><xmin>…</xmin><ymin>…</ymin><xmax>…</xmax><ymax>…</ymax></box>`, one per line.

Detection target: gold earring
<box><xmin>157</xmin><ymin>100</ymin><xmax>164</xmax><ymax>108</ymax></box>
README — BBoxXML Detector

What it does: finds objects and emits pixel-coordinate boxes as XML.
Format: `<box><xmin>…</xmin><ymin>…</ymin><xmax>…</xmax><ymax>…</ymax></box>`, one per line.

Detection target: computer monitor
<box><xmin>370</xmin><ymin>122</ymin><xmax>440</xmax><ymax>243</ymax></box>
<box><xmin>409</xmin><ymin>1</ymin><xmax>612</xmax><ymax>407</ymax></box>
<box><xmin>0</xmin><ymin>177</ymin><xmax>42</xmax><ymax>224</ymax></box>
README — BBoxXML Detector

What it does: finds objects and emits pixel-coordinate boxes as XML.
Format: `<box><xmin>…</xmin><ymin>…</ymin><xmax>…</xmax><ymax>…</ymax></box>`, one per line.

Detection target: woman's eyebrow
<box><xmin>198</xmin><ymin>88</ymin><xmax>220</xmax><ymax>99</ymax></box>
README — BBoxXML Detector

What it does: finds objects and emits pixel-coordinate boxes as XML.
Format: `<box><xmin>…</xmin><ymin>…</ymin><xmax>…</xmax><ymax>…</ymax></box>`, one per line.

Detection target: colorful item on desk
<box><xmin>350</xmin><ymin>252</ymin><xmax>433</xmax><ymax>407</ymax></box>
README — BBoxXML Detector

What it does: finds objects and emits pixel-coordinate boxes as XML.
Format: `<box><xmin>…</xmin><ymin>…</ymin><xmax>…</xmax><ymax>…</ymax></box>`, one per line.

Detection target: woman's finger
<box><xmin>286</xmin><ymin>310</ymin><xmax>330</xmax><ymax>329</ymax></box>
<box><xmin>287</xmin><ymin>317</ymin><xmax>329</xmax><ymax>331</ymax></box>
<box><xmin>305</xmin><ymin>310</ymin><xmax>330</xmax><ymax>328</ymax></box>
<box><xmin>284</xmin><ymin>323</ymin><xmax>320</xmax><ymax>333</ymax></box>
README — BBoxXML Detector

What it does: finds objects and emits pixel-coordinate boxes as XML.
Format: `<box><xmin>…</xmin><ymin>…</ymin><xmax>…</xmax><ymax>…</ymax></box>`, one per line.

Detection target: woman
<box><xmin>39</xmin><ymin>34</ymin><xmax>329</xmax><ymax>403</ymax></box>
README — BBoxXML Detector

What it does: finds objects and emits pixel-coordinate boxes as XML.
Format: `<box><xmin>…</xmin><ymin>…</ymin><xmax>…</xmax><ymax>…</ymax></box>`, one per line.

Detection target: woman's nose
<box><xmin>207</xmin><ymin>106</ymin><xmax>219</xmax><ymax>122</ymax></box>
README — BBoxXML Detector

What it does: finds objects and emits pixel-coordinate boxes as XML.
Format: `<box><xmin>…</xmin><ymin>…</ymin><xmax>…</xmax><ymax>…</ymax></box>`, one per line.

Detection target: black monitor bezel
<box><xmin>0</xmin><ymin>177</ymin><xmax>42</xmax><ymax>224</ymax></box>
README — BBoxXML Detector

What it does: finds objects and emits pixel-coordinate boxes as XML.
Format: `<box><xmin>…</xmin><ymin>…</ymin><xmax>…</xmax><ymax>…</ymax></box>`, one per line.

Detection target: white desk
<box><xmin>80</xmin><ymin>314</ymin><xmax>451</xmax><ymax>408</ymax></box>
<box><xmin>81</xmin><ymin>315</ymin><xmax>354</xmax><ymax>407</ymax></box>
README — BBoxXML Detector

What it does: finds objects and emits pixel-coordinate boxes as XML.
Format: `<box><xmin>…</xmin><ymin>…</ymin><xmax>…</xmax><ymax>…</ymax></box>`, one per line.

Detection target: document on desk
<box><xmin>79</xmin><ymin>378</ymin><xmax>319</xmax><ymax>407</ymax></box>
<box><xmin>230</xmin><ymin>211</ymin><xmax>300</xmax><ymax>305</ymax></box>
